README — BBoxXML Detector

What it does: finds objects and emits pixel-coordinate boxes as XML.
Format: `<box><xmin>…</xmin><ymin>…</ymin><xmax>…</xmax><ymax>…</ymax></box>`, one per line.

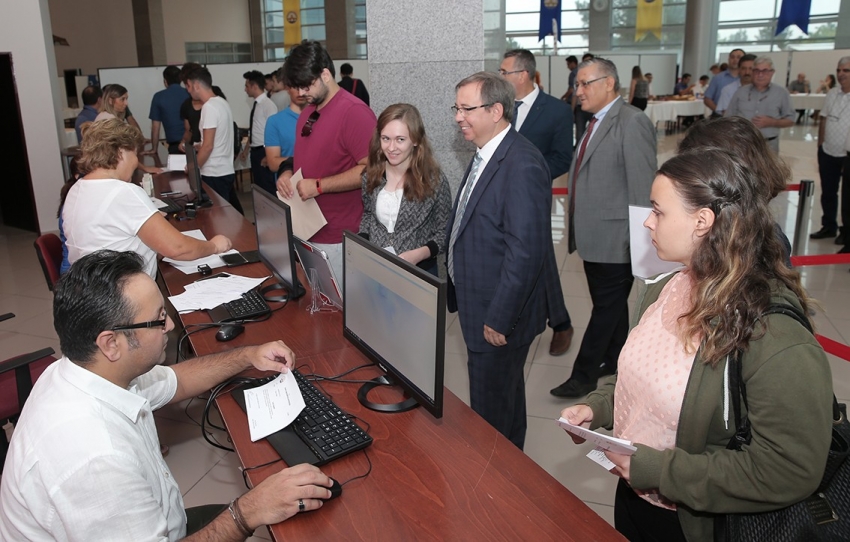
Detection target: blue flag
<box><xmin>538</xmin><ymin>0</ymin><xmax>562</xmax><ymax>42</ymax></box>
<box><xmin>776</xmin><ymin>0</ymin><xmax>811</xmax><ymax>36</ymax></box>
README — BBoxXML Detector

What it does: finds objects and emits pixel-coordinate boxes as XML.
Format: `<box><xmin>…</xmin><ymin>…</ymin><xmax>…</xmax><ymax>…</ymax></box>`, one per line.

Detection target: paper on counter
<box><xmin>629</xmin><ymin>205</ymin><xmax>683</xmax><ymax>280</ymax></box>
<box><xmin>277</xmin><ymin>168</ymin><xmax>327</xmax><ymax>241</ymax></box>
<box><xmin>167</xmin><ymin>273</ymin><xmax>270</xmax><ymax>312</ymax></box>
<box><xmin>167</xmin><ymin>154</ymin><xmax>187</xmax><ymax>172</ymax></box>
<box><xmin>556</xmin><ymin>417</ymin><xmax>637</xmax><ymax>455</ymax></box>
<box><xmin>243</xmin><ymin>372</ymin><xmax>306</xmax><ymax>442</ymax></box>
<box><xmin>151</xmin><ymin>197</ymin><xmax>172</xmax><ymax>210</ymax></box>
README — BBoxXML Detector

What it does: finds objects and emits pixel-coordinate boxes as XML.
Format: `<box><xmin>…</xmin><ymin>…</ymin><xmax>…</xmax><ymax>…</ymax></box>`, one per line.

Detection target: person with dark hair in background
<box><xmin>500</xmin><ymin>48</ymin><xmax>575</xmax><ymax>355</ymax></box>
<box><xmin>184</xmin><ymin>67</ymin><xmax>243</xmax><ymax>213</ymax></box>
<box><xmin>178</xmin><ymin>62</ymin><xmax>226</xmax><ymax>149</ymax></box>
<box><xmin>704</xmin><ymin>48</ymin><xmax>745</xmax><ymax>117</ymax></box>
<box><xmin>628</xmin><ymin>66</ymin><xmax>650</xmax><ymax>111</ymax></box>
<box><xmin>560</xmin><ymin>149</ymin><xmax>832</xmax><ymax>542</ymax></box>
<box><xmin>269</xmin><ymin>68</ymin><xmax>291</xmax><ymax>112</ymax></box>
<box><xmin>550</xmin><ymin>57</ymin><xmax>657</xmax><ymax>399</ymax></box>
<box><xmin>276</xmin><ymin>40</ymin><xmax>377</xmax><ymax>282</ymax></box>
<box><xmin>0</xmin><ymin>250</ymin><xmax>335</xmax><ymax>540</ymax></box>
<box><xmin>145</xmin><ymin>65</ymin><xmax>190</xmax><ymax>156</ymax></box>
<box><xmin>360</xmin><ymin>103</ymin><xmax>451</xmax><ymax>276</ymax></box>
<box><xmin>338</xmin><ymin>62</ymin><xmax>370</xmax><ymax>106</ymax></box>
<box><xmin>674</xmin><ymin>73</ymin><xmax>693</xmax><ymax>96</ymax></box>
<box><xmin>264</xmin><ymin>85</ymin><xmax>306</xmax><ymax>194</ymax></box>
<box><xmin>243</xmin><ymin>70</ymin><xmax>278</xmax><ymax>195</ymax></box>
<box><xmin>75</xmin><ymin>85</ymin><xmax>102</xmax><ymax>143</ymax></box>
<box><xmin>560</xmin><ymin>55</ymin><xmax>579</xmax><ymax>110</ymax></box>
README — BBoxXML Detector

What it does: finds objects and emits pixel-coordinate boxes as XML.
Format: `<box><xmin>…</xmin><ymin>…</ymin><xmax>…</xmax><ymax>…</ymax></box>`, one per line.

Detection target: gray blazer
<box><xmin>569</xmin><ymin>98</ymin><xmax>657</xmax><ymax>264</ymax></box>
<box><xmin>359</xmin><ymin>172</ymin><xmax>452</xmax><ymax>260</ymax></box>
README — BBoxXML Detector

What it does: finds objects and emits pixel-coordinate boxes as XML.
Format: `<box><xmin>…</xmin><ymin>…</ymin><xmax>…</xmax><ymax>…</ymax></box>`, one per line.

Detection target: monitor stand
<box><xmin>357</xmin><ymin>375</ymin><xmax>418</xmax><ymax>413</ymax></box>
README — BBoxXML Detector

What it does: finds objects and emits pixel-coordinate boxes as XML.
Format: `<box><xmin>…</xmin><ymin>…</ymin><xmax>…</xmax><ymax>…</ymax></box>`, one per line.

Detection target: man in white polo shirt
<box><xmin>185</xmin><ymin>67</ymin><xmax>243</xmax><ymax>213</ymax></box>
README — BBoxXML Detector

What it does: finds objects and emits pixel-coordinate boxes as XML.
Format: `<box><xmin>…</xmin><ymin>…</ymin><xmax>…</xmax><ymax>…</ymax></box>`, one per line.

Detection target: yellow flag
<box><xmin>283</xmin><ymin>0</ymin><xmax>302</xmax><ymax>49</ymax></box>
<box><xmin>636</xmin><ymin>0</ymin><xmax>663</xmax><ymax>42</ymax></box>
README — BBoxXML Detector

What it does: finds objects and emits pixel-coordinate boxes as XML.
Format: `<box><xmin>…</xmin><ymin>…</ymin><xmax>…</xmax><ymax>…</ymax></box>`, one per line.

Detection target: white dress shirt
<box><xmin>514</xmin><ymin>84</ymin><xmax>540</xmax><ymax>131</ymax></box>
<box><xmin>467</xmin><ymin>124</ymin><xmax>512</xmax><ymax>196</ymax></box>
<box><xmin>250</xmin><ymin>92</ymin><xmax>278</xmax><ymax>147</ymax></box>
<box><xmin>0</xmin><ymin>358</ymin><xmax>184</xmax><ymax>541</ymax></box>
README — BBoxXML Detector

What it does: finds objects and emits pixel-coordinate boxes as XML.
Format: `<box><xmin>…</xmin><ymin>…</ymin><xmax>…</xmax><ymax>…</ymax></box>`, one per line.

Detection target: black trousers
<box><xmin>615</xmin><ymin>479</ymin><xmax>686</xmax><ymax>542</ymax></box>
<box><xmin>817</xmin><ymin>147</ymin><xmax>844</xmax><ymax>231</ymax></box>
<box><xmin>202</xmin><ymin>173</ymin><xmax>244</xmax><ymax>215</ymax></box>
<box><xmin>630</xmin><ymin>97</ymin><xmax>648</xmax><ymax>111</ymax></box>
<box><xmin>467</xmin><ymin>342</ymin><xmax>531</xmax><ymax>450</ymax></box>
<box><xmin>250</xmin><ymin>146</ymin><xmax>276</xmax><ymax>195</ymax></box>
<box><xmin>568</xmin><ymin>261</ymin><xmax>633</xmax><ymax>384</ymax></box>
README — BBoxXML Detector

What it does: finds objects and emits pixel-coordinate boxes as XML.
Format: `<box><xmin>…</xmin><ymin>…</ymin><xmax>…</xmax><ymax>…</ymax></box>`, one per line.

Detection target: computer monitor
<box><xmin>342</xmin><ymin>231</ymin><xmax>446</xmax><ymax>418</ymax></box>
<box><xmin>253</xmin><ymin>186</ymin><xmax>305</xmax><ymax>299</ymax></box>
<box><xmin>185</xmin><ymin>143</ymin><xmax>211</xmax><ymax>208</ymax></box>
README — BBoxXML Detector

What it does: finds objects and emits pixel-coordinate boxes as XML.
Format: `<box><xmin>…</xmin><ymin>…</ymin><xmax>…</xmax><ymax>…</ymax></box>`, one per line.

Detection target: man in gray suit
<box><xmin>550</xmin><ymin>57</ymin><xmax>657</xmax><ymax>398</ymax></box>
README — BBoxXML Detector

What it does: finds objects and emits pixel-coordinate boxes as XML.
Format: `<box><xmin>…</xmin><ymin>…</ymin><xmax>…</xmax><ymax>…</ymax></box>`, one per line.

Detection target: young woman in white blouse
<box><xmin>359</xmin><ymin>103</ymin><xmax>451</xmax><ymax>276</ymax></box>
<box><xmin>63</xmin><ymin>119</ymin><xmax>231</xmax><ymax>278</ymax></box>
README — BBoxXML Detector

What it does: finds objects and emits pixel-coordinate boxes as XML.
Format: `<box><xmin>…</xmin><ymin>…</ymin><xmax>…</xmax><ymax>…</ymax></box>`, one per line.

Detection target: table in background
<box><xmin>644</xmin><ymin>99</ymin><xmax>707</xmax><ymax>125</ymax></box>
<box><xmin>154</xmin><ymin>172</ymin><xmax>624</xmax><ymax>541</ymax></box>
<box><xmin>790</xmin><ymin>93</ymin><xmax>826</xmax><ymax>110</ymax></box>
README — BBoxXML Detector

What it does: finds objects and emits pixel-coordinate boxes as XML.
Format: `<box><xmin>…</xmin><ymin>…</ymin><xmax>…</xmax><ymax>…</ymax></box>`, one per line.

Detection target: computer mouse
<box><xmin>215</xmin><ymin>323</ymin><xmax>245</xmax><ymax>342</ymax></box>
<box><xmin>327</xmin><ymin>478</ymin><xmax>342</xmax><ymax>500</ymax></box>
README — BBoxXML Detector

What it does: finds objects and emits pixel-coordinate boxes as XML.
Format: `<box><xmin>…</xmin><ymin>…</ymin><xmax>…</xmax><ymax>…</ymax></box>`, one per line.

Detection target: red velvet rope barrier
<box><xmin>817</xmin><ymin>334</ymin><xmax>850</xmax><ymax>363</ymax></box>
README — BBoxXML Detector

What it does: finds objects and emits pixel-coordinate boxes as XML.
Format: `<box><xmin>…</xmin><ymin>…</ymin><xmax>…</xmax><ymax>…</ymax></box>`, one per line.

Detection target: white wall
<box><xmin>0</xmin><ymin>0</ymin><xmax>66</xmax><ymax>233</ymax></box>
<box><xmin>48</xmin><ymin>0</ymin><xmax>138</xmax><ymax>76</ymax></box>
<box><xmin>162</xmin><ymin>0</ymin><xmax>252</xmax><ymax>64</ymax></box>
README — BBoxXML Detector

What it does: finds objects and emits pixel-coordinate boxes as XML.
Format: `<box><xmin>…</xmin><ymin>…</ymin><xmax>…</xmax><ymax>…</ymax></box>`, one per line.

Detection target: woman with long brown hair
<box><xmin>560</xmin><ymin>148</ymin><xmax>832</xmax><ymax>541</ymax></box>
<box><xmin>359</xmin><ymin>103</ymin><xmax>451</xmax><ymax>275</ymax></box>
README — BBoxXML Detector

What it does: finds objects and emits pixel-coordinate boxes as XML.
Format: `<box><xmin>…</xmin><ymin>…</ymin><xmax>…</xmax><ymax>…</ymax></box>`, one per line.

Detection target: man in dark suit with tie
<box><xmin>500</xmin><ymin>49</ymin><xmax>575</xmax><ymax>357</ymax></box>
<box><xmin>447</xmin><ymin>72</ymin><xmax>554</xmax><ymax>449</ymax></box>
<box><xmin>550</xmin><ymin>57</ymin><xmax>656</xmax><ymax>398</ymax></box>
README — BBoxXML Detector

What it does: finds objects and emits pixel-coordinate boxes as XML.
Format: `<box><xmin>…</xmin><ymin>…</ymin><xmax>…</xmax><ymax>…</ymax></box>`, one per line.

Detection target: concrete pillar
<box><xmin>131</xmin><ymin>0</ymin><xmax>167</xmax><ymax>66</ymax></box>
<box><xmin>837</xmin><ymin>0</ymin><xmax>850</xmax><ymax>50</ymax></box>
<box><xmin>682</xmin><ymin>0</ymin><xmax>717</xmax><ymax>78</ymax></box>
<box><xmin>588</xmin><ymin>2</ymin><xmax>611</xmax><ymax>52</ymax></box>
<box><xmin>325</xmin><ymin>0</ymin><xmax>357</xmax><ymax>60</ymax></box>
<box><xmin>366</xmin><ymin>0</ymin><xmax>505</xmax><ymax>194</ymax></box>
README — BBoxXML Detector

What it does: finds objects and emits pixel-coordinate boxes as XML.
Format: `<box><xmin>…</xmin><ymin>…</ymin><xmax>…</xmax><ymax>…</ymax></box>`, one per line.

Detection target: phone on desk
<box><xmin>220</xmin><ymin>251</ymin><xmax>261</xmax><ymax>267</ymax></box>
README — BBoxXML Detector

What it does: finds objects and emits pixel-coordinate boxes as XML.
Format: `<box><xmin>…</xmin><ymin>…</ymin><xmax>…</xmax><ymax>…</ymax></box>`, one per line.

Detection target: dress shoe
<box><xmin>838</xmin><ymin>246</ymin><xmax>850</xmax><ymax>254</ymax></box>
<box><xmin>549</xmin><ymin>327</ymin><xmax>574</xmax><ymax>356</ymax></box>
<box><xmin>810</xmin><ymin>227</ymin><xmax>838</xmax><ymax>240</ymax></box>
<box><xmin>837</xmin><ymin>228</ymin><xmax>847</xmax><ymax>245</ymax></box>
<box><xmin>550</xmin><ymin>378</ymin><xmax>596</xmax><ymax>398</ymax></box>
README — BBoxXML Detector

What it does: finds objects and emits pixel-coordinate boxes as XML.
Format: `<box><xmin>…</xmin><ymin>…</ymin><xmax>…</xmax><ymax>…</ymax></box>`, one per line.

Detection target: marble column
<box><xmin>682</xmin><ymin>0</ymin><xmax>717</xmax><ymax>78</ymax></box>
<box><xmin>366</xmin><ymin>0</ymin><xmax>505</xmax><ymax>195</ymax></box>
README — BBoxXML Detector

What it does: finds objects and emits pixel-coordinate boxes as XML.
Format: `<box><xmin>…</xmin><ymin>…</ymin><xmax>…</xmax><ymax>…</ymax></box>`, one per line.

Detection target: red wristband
<box><xmin>316</xmin><ymin>177</ymin><xmax>323</xmax><ymax>195</ymax></box>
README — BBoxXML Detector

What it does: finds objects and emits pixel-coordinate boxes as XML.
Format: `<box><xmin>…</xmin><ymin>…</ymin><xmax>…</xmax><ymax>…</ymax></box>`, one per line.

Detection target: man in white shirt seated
<box><xmin>0</xmin><ymin>250</ymin><xmax>334</xmax><ymax>541</ymax></box>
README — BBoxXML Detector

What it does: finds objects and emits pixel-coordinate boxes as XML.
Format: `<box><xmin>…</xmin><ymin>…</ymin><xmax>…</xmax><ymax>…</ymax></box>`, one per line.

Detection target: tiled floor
<box><xmin>2</xmin><ymin>121</ymin><xmax>849</xmax><ymax>537</ymax></box>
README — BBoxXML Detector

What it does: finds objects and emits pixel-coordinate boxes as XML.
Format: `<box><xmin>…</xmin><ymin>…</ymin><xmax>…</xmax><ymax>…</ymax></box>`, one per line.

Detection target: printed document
<box><xmin>244</xmin><ymin>372</ymin><xmax>306</xmax><ymax>442</ymax></box>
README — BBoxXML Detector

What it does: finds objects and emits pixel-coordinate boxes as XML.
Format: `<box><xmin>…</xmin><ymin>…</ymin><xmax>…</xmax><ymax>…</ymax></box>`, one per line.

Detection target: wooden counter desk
<box><xmin>154</xmin><ymin>172</ymin><xmax>623</xmax><ymax>542</ymax></box>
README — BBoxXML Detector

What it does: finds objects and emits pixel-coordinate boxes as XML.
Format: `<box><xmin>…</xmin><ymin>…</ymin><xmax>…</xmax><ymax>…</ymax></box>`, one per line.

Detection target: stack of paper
<box><xmin>162</xmin><ymin>229</ymin><xmax>238</xmax><ymax>275</ymax></box>
<box><xmin>557</xmin><ymin>417</ymin><xmax>637</xmax><ymax>471</ymax></box>
<box><xmin>168</xmin><ymin>273</ymin><xmax>270</xmax><ymax>313</ymax></box>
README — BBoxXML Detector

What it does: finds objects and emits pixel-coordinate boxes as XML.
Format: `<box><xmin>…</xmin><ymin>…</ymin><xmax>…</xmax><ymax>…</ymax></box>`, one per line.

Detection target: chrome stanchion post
<box><xmin>791</xmin><ymin>179</ymin><xmax>815</xmax><ymax>256</ymax></box>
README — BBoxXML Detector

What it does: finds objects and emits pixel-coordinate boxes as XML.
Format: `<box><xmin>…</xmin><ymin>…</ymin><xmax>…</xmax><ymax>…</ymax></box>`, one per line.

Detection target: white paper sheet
<box><xmin>167</xmin><ymin>273</ymin><xmax>270</xmax><ymax>312</ymax></box>
<box><xmin>162</xmin><ymin>229</ymin><xmax>229</xmax><ymax>274</ymax></box>
<box><xmin>556</xmin><ymin>417</ymin><xmax>637</xmax><ymax>455</ymax></box>
<box><xmin>277</xmin><ymin>168</ymin><xmax>327</xmax><ymax>241</ymax></box>
<box><xmin>243</xmin><ymin>372</ymin><xmax>306</xmax><ymax>442</ymax></box>
<box><xmin>166</xmin><ymin>154</ymin><xmax>187</xmax><ymax>172</ymax></box>
<box><xmin>587</xmin><ymin>447</ymin><xmax>618</xmax><ymax>471</ymax></box>
<box><xmin>628</xmin><ymin>205</ymin><xmax>684</xmax><ymax>280</ymax></box>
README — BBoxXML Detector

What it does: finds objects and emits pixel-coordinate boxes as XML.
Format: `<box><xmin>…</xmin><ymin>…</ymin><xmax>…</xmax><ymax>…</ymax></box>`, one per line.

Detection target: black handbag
<box><xmin>714</xmin><ymin>304</ymin><xmax>850</xmax><ymax>542</ymax></box>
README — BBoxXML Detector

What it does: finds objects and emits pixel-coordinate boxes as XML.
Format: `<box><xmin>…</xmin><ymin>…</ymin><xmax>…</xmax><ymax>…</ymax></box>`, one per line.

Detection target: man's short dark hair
<box><xmin>504</xmin><ymin>49</ymin><xmax>536</xmax><ymax>75</ymax></box>
<box><xmin>282</xmin><ymin>40</ymin><xmax>335</xmax><ymax>89</ymax></box>
<box><xmin>582</xmin><ymin>53</ymin><xmax>594</xmax><ymax>61</ymax></box>
<box><xmin>730</xmin><ymin>48</ymin><xmax>746</xmax><ymax>56</ymax></box>
<box><xmin>81</xmin><ymin>85</ymin><xmax>102</xmax><ymax>106</ymax></box>
<box><xmin>682</xmin><ymin>73</ymin><xmax>691</xmax><ymax>80</ymax></box>
<box><xmin>740</xmin><ymin>54</ymin><xmax>758</xmax><ymax>64</ymax></box>
<box><xmin>243</xmin><ymin>70</ymin><xmax>265</xmax><ymax>89</ymax></box>
<box><xmin>180</xmin><ymin>62</ymin><xmax>202</xmax><ymax>84</ymax></box>
<box><xmin>185</xmin><ymin>67</ymin><xmax>213</xmax><ymax>89</ymax></box>
<box><xmin>54</xmin><ymin>250</ymin><xmax>145</xmax><ymax>363</ymax></box>
<box><xmin>163</xmin><ymin>65</ymin><xmax>181</xmax><ymax>85</ymax></box>
<box><xmin>340</xmin><ymin>63</ymin><xmax>353</xmax><ymax>76</ymax></box>
<box><xmin>566</xmin><ymin>55</ymin><xmax>578</xmax><ymax>64</ymax></box>
<box><xmin>700</xmin><ymin>75</ymin><xmax>710</xmax><ymax>82</ymax></box>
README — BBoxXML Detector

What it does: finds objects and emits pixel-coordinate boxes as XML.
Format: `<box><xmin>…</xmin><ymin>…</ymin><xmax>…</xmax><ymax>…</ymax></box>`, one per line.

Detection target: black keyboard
<box><xmin>291</xmin><ymin>370</ymin><xmax>373</xmax><ymax>463</ymax></box>
<box><xmin>207</xmin><ymin>289</ymin><xmax>271</xmax><ymax>323</ymax></box>
<box><xmin>157</xmin><ymin>197</ymin><xmax>183</xmax><ymax>214</ymax></box>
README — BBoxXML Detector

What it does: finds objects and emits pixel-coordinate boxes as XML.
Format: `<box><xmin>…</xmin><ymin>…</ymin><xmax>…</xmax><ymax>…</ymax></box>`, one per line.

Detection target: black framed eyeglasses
<box><xmin>111</xmin><ymin>319</ymin><xmax>167</xmax><ymax>332</ymax></box>
<box><xmin>574</xmin><ymin>76</ymin><xmax>608</xmax><ymax>90</ymax></box>
<box><xmin>451</xmin><ymin>103</ymin><xmax>494</xmax><ymax>117</ymax></box>
<box><xmin>301</xmin><ymin>110</ymin><xmax>321</xmax><ymax>137</ymax></box>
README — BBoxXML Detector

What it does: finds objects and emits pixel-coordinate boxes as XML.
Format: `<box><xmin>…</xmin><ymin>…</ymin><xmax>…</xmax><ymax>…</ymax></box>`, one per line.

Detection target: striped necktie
<box><xmin>448</xmin><ymin>152</ymin><xmax>483</xmax><ymax>281</ymax></box>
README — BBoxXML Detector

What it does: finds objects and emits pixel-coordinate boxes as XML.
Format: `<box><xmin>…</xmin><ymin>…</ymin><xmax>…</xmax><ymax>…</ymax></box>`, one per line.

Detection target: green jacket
<box><xmin>584</xmin><ymin>272</ymin><xmax>834</xmax><ymax>542</ymax></box>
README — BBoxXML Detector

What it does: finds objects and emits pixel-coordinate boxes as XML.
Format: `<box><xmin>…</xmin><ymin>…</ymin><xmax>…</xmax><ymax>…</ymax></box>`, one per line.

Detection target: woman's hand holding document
<box><xmin>277</xmin><ymin>168</ymin><xmax>327</xmax><ymax>240</ymax></box>
<box><xmin>557</xmin><ymin>415</ymin><xmax>636</xmax><ymax>472</ymax></box>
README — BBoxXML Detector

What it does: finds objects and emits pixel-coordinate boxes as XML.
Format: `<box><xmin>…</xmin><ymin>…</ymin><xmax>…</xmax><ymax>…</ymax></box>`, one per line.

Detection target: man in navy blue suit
<box><xmin>500</xmin><ymin>49</ymin><xmax>575</xmax><ymax>357</ymax></box>
<box><xmin>446</xmin><ymin>72</ymin><xmax>555</xmax><ymax>449</ymax></box>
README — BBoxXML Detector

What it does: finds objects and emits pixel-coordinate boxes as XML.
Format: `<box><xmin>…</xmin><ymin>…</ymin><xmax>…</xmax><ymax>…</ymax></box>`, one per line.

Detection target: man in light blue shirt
<box><xmin>704</xmin><ymin>48</ymin><xmax>745</xmax><ymax>116</ymax></box>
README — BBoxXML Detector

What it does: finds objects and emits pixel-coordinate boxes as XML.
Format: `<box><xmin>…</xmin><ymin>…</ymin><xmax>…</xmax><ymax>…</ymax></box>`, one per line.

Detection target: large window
<box><xmin>186</xmin><ymin>42</ymin><xmax>252</xmax><ymax>64</ymax></box>
<box><xmin>717</xmin><ymin>0</ymin><xmax>839</xmax><ymax>55</ymax></box>
<box><xmin>506</xmin><ymin>0</ymin><xmax>589</xmax><ymax>56</ymax></box>
<box><xmin>262</xmin><ymin>0</ymin><xmax>327</xmax><ymax>61</ymax></box>
<box><xmin>609</xmin><ymin>0</ymin><xmax>687</xmax><ymax>51</ymax></box>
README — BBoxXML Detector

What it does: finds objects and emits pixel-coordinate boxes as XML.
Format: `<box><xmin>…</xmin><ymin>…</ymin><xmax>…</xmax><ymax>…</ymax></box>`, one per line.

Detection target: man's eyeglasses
<box><xmin>574</xmin><ymin>76</ymin><xmax>608</xmax><ymax>90</ymax></box>
<box><xmin>497</xmin><ymin>69</ymin><xmax>525</xmax><ymax>76</ymax></box>
<box><xmin>301</xmin><ymin>110</ymin><xmax>321</xmax><ymax>137</ymax></box>
<box><xmin>451</xmin><ymin>103</ymin><xmax>494</xmax><ymax>117</ymax></box>
<box><xmin>111</xmin><ymin>319</ymin><xmax>167</xmax><ymax>332</ymax></box>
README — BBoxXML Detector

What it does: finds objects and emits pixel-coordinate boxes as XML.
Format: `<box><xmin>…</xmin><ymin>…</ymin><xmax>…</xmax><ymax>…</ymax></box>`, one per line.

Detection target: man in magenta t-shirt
<box><xmin>276</xmin><ymin>40</ymin><xmax>377</xmax><ymax>281</ymax></box>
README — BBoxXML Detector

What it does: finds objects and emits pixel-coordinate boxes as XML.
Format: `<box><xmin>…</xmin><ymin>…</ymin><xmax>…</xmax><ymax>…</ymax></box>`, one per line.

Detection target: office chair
<box><xmin>0</xmin><ymin>346</ymin><xmax>57</xmax><ymax>471</ymax></box>
<box><xmin>34</xmin><ymin>233</ymin><xmax>63</xmax><ymax>291</ymax></box>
